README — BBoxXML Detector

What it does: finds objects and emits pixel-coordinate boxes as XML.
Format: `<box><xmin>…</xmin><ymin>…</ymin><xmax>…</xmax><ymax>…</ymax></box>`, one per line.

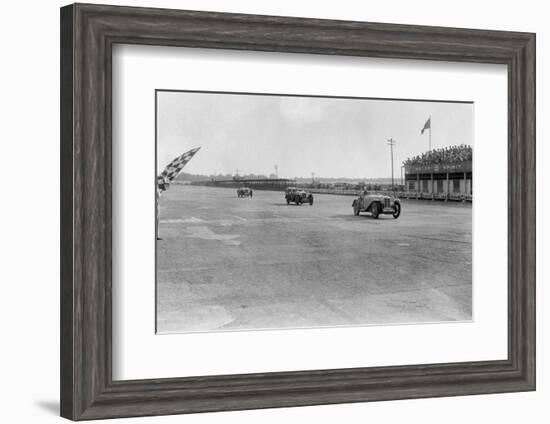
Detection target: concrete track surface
<box><xmin>157</xmin><ymin>185</ymin><xmax>472</xmax><ymax>333</ymax></box>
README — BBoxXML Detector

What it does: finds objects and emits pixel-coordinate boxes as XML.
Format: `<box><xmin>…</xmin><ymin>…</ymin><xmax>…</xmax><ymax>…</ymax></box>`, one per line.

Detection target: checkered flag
<box><xmin>158</xmin><ymin>147</ymin><xmax>200</xmax><ymax>192</ymax></box>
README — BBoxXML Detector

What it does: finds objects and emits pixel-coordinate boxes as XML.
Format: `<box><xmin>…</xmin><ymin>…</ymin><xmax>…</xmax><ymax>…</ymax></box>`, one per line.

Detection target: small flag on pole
<box><xmin>158</xmin><ymin>147</ymin><xmax>201</xmax><ymax>193</ymax></box>
<box><xmin>421</xmin><ymin>117</ymin><xmax>431</xmax><ymax>135</ymax></box>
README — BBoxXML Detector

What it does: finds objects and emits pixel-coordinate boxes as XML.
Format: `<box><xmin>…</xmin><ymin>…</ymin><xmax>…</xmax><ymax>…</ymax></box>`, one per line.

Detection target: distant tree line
<box><xmin>177</xmin><ymin>172</ymin><xmax>395</xmax><ymax>184</ymax></box>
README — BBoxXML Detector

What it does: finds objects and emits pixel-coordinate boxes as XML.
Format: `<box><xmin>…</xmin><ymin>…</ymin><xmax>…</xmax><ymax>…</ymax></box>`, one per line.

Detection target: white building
<box><xmin>404</xmin><ymin>162</ymin><xmax>472</xmax><ymax>201</ymax></box>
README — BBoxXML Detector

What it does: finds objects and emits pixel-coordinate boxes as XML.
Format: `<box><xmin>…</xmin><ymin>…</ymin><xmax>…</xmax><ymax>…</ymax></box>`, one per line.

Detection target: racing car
<box><xmin>352</xmin><ymin>191</ymin><xmax>401</xmax><ymax>219</ymax></box>
<box><xmin>237</xmin><ymin>187</ymin><xmax>253</xmax><ymax>198</ymax></box>
<box><xmin>285</xmin><ymin>187</ymin><xmax>314</xmax><ymax>205</ymax></box>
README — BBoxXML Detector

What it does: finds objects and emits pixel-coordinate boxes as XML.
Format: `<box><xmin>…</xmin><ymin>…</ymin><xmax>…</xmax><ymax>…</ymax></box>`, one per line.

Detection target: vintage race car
<box><xmin>285</xmin><ymin>187</ymin><xmax>314</xmax><ymax>205</ymax></box>
<box><xmin>237</xmin><ymin>187</ymin><xmax>253</xmax><ymax>198</ymax></box>
<box><xmin>352</xmin><ymin>191</ymin><xmax>401</xmax><ymax>219</ymax></box>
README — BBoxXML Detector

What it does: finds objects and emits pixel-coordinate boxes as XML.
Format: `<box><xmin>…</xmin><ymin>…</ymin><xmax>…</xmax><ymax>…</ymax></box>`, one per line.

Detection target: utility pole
<box><xmin>311</xmin><ymin>172</ymin><xmax>315</xmax><ymax>185</ymax></box>
<box><xmin>387</xmin><ymin>138</ymin><xmax>396</xmax><ymax>191</ymax></box>
<box><xmin>274</xmin><ymin>164</ymin><xmax>278</xmax><ymax>179</ymax></box>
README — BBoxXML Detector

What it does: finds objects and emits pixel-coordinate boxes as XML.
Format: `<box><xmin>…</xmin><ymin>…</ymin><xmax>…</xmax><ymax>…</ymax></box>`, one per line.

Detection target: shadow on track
<box><xmin>268</xmin><ymin>203</ymin><xmax>311</xmax><ymax>207</ymax></box>
<box><xmin>329</xmin><ymin>214</ymin><xmax>394</xmax><ymax>222</ymax></box>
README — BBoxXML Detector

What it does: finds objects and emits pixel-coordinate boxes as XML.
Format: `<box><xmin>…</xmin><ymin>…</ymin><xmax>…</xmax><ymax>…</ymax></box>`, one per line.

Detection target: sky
<box><xmin>157</xmin><ymin>90</ymin><xmax>473</xmax><ymax>179</ymax></box>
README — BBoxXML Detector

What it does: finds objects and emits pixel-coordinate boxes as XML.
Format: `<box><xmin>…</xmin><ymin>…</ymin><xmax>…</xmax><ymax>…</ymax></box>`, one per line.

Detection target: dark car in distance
<box><xmin>285</xmin><ymin>187</ymin><xmax>314</xmax><ymax>205</ymax></box>
<box><xmin>237</xmin><ymin>187</ymin><xmax>253</xmax><ymax>198</ymax></box>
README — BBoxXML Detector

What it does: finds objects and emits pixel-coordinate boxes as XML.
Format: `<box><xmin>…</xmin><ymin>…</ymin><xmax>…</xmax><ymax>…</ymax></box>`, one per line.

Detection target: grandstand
<box><xmin>403</xmin><ymin>145</ymin><xmax>472</xmax><ymax>201</ymax></box>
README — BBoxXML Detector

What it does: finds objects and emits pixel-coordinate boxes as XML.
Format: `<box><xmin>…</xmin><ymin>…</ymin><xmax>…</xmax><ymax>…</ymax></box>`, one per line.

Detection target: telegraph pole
<box><xmin>274</xmin><ymin>164</ymin><xmax>278</xmax><ymax>179</ymax></box>
<box><xmin>387</xmin><ymin>138</ymin><xmax>396</xmax><ymax>191</ymax></box>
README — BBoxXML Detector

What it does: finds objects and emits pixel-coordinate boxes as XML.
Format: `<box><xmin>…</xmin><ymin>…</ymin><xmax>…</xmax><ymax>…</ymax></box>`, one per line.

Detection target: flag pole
<box><xmin>429</xmin><ymin>116</ymin><xmax>432</xmax><ymax>150</ymax></box>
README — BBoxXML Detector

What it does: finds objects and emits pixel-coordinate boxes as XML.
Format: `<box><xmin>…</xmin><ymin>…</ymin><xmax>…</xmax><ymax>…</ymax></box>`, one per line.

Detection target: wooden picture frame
<box><xmin>60</xmin><ymin>3</ymin><xmax>535</xmax><ymax>420</ymax></box>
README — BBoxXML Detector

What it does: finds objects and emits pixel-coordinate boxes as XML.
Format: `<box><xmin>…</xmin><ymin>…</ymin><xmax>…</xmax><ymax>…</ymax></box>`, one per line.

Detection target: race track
<box><xmin>157</xmin><ymin>185</ymin><xmax>472</xmax><ymax>333</ymax></box>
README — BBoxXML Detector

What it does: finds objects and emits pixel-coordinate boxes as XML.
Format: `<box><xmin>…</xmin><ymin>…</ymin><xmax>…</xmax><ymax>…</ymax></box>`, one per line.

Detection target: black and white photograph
<box><xmin>155</xmin><ymin>90</ymin><xmax>473</xmax><ymax>334</ymax></box>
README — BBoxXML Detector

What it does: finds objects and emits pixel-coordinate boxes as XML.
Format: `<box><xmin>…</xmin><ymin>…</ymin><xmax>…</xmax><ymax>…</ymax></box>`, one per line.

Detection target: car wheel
<box><xmin>392</xmin><ymin>202</ymin><xmax>401</xmax><ymax>219</ymax></box>
<box><xmin>371</xmin><ymin>203</ymin><xmax>380</xmax><ymax>219</ymax></box>
<box><xmin>309</xmin><ymin>196</ymin><xmax>313</xmax><ymax>205</ymax></box>
<box><xmin>286</xmin><ymin>198</ymin><xmax>290</xmax><ymax>204</ymax></box>
<box><xmin>353</xmin><ymin>205</ymin><xmax>360</xmax><ymax>216</ymax></box>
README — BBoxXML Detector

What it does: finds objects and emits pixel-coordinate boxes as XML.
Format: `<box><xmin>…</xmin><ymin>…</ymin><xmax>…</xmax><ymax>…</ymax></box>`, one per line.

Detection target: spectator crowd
<box><xmin>404</xmin><ymin>144</ymin><xmax>472</xmax><ymax>168</ymax></box>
